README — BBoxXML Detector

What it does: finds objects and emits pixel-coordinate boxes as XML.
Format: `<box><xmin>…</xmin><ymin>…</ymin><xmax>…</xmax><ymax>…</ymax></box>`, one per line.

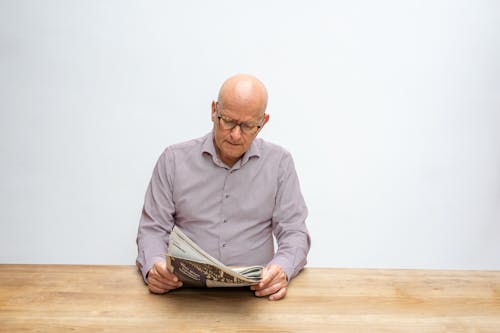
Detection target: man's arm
<box><xmin>270</xmin><ymin>151</ymin><xmax>311</xmax><ymax>279</ymax></box>
<box><xmin>136</xmin><ymin>148</ymin><xmax>181</xmax><ymax>292</ymax></box>
<box><xmin>253</xmin><ymin>151</ymin><xmax>311</xmax><ymax>300</ymax></box>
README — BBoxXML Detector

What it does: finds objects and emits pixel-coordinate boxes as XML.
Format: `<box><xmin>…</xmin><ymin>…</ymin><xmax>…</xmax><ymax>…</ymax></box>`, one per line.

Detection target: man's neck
<box><xmin>213</xmin><ymin>140</ymin><xmax>240</xmax><ymax>168</ymax></box>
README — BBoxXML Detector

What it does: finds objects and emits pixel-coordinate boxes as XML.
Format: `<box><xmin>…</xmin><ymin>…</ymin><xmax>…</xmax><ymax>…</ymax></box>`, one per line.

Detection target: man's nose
<box><xmin>230</xmin><ymin>124</ymin><xmax>242</xmax><ymax>140</ymax></box>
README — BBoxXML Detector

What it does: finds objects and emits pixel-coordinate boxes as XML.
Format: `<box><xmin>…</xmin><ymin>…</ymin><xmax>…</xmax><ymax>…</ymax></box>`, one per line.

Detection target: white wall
<box><xmin>1</xmin><ymin>0</ymin><xmax>499</xmax><ymax>269</ymax></box>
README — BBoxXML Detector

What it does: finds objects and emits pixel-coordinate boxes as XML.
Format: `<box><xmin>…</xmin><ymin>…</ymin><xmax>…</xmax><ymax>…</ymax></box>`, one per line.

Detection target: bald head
<box><xmin>217</xmin><ymin>74</ymin><xmax>268</xmax><ymax>115</ymax></box>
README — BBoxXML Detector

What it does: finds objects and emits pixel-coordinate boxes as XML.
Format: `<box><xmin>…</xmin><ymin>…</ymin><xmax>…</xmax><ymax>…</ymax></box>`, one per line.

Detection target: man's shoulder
<box><xmin>162</xmin><ymin>133</ymin><xmax>210</xmax><ymax>156</ymax></box>
<box><xmin>254</xmin><ymin>137</ymin><xmax>291</xmax><ymax>158</ymax></box>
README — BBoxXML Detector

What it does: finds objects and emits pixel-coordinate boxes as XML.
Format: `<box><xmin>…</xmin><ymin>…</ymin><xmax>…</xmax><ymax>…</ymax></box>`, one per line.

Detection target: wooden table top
<box><xmin>1</xmin><ymin>264</ymin><xmax>499</xmax><ymax>332</ymax></box>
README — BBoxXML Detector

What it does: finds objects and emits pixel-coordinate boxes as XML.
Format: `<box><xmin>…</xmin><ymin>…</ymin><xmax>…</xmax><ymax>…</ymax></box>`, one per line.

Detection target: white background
<box><xmin>1</xmin><ymin>1</ymin><xmax>499</xmax><ymax>269</ymax></box>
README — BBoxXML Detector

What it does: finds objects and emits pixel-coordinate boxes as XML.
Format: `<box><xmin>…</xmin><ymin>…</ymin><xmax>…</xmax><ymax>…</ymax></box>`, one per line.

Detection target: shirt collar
<box><xmin>201</xmin><ymin>131</ymin><xmax>261</xmax><ymax>169</ymax></box>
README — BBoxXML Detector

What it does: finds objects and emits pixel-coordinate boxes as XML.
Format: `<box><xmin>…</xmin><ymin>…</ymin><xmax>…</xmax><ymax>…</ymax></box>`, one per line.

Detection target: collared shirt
<box><xmin>136</xmin><ymin>131</ymin><xmax>310</xmax><ymax>282</ymax></box>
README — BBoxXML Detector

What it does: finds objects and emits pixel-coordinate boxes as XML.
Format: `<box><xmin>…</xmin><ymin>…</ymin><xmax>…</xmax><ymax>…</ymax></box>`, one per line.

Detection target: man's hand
<box><xmin>250</xmin><ymin>264</ymin><xmax>288</xmax><ymax>301</ymax></box>
<box><xmin>147</xmin><ymin>261</ymin><xmax>183</xmax><ymax>294</ymax></box>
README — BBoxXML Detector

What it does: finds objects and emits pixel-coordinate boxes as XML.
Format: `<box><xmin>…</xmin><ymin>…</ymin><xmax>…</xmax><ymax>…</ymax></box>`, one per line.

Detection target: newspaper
<box><xmin>166</xmin><ymin>226</ymin><xmax>263</xmax><ymax>287</ymax></box>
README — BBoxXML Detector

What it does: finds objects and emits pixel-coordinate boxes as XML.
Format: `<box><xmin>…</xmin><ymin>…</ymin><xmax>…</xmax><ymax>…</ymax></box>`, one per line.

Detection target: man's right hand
<box><xmin>147</xmin><ymin>261</ymin><xmax>183</xmax><ymax>294</ymax></box>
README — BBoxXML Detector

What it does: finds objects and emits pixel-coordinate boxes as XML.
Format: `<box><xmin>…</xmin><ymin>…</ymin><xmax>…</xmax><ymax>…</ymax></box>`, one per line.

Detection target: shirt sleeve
<box><xmin>268</xmin><ymin>151</ymin><xmax>311</xmax><ymax>280</ymax></box>
<box><xmin>135</xmin><ymin>149</ymin><xmax>175</xmax><ymax>283</ymax></box>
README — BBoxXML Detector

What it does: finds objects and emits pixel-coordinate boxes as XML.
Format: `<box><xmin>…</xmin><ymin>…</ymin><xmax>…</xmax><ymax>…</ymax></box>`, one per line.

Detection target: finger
<box><xmin>262</xmin><ymin>265</ymin><xmax>280</xmax><ymax>284</ymax></box>
<box><xmin>154</xmin><ymin>262</ymin><xmax>180</xmax><ymax>281</ymax></box>
<box><xmin>252</xmin><ymin>273</ymin><xmax>280</xmax><ymax>291</ymax></box>
<box><xmin>253</xmin><ymin>266</ymin><xmax>286</xmax><ymax>291</ymax></box>
<box><xmin>148</xmin><ymin>283</ymin><xmax>168</xmax><ymax>294</ymax></box>
<box><xmin>149</xmin><ymin>268</ymin><xmax>181</xmax><ymax>289</ymax></box>
<box><xmin>254</xmin><ymin>272</ymin><xmax>287</xmax><ymax>296</ymax></box>
<box><xmin>150</xmin><ymin>268</ymin><xmax>180</xmax><ymax>285</ymax></box>
<box><xmin>268</xmin><ymin>287</ymin><xmax>287</xmax><ymax>301</ymax></box>
<box><xmin>255</xmin><ymin>265</ymin><xmax>280</xmax><ymax>289</ymax></box>
<box><xmin>148</xmin><ymin>269</ymin><xmax>182</xmax><ymax>289</ymax></box>
<box><xmin>254</xmin><ymin>280</ymin><xmax>286</xmax><ymax>297</ymax></box>
<box><xmin>149</xmin><ymin>274</ymin><xmax>183</xmax><ymax>290</ymax></box>
<box><xmin>149</xmin><ymin>277</ymin><xmax>182</xmax><ymax>293</ymax></box>
<box><xmin>151</xmin><ymin>264</ymin><xmax>182</xmax><ymax>287</ymax></box>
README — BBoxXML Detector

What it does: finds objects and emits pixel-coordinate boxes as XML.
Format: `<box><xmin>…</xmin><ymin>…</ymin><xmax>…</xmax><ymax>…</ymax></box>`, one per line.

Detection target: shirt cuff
<box><xmin>268</xmin><ymin>256</ymin><xmax>294</xmax><ymax>281</ymax></box>
<box><xmin>136</xmin><ymin>241</ymin><xmax>166</xmax><ymax>284</ymax></box>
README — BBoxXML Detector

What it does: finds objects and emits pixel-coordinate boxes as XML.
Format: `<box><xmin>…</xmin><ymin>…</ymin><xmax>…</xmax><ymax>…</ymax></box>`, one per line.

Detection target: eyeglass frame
<box><xmin>214</xmin><ymin>102</ymin><xmax>266</xmax><ymax>135</ymax></box>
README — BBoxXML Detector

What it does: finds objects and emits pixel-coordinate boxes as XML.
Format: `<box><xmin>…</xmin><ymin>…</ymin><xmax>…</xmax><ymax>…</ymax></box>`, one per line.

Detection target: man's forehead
<box><xmin>218</xmin><ymin>104</ymin><xmax>263</xmax><ymax>122</ymax></box>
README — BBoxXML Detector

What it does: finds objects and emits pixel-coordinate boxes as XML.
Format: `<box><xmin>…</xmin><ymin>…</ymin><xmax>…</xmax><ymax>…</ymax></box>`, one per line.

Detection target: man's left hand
<box><xmin>251</xmin><ymin>264</ymin><xmax>288</xmax><ymax>301</ymax></box>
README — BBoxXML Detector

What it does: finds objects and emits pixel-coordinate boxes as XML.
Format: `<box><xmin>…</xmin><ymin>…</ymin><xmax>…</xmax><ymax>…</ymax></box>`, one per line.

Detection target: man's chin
<box><xmin>222</xmin><ymin>147</ymin><xmax>244</xmax><ymax>160</ymax></box>
<box><xmin>223</xmin><ymin>143</ymin><xmax>243</xmax><ymax>152</ymax></box>
<box><xmin>226</xmin><ymin>152</ymin><xmax>243</xmax><ymax>161</ymax></box>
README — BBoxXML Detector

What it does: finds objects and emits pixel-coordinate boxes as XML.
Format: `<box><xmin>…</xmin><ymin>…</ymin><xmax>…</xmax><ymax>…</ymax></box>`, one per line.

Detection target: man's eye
<box><xmin>224</xmin><ymin>119</ymin><xmax>236</xmax><ymax>126</ymax></box>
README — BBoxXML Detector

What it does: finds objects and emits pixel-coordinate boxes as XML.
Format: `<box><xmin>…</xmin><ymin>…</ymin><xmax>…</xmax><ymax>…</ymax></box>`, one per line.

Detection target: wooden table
<box><xmin>1</xmin><ymin>265</ymin><xmax>499</xmax><ymax>332</ymax></box>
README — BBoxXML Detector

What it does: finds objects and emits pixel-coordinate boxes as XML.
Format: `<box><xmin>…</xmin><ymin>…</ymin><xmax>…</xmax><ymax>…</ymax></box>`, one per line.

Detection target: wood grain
<box><xmin>1</xmin><ymin>265</ymin><xmax>499</xmax><ymax>332</ymax></box>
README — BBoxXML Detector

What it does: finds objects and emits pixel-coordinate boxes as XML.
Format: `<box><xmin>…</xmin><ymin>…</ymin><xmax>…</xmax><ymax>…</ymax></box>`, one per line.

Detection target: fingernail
<box><xmin>178</xmin><ymin>282</ymin><xmax>183</xmax><ymax>287</ymax></box>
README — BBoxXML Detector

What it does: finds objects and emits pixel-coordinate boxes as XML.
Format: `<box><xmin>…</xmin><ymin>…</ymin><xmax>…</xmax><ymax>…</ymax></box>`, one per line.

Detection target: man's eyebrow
<box><xmin>221</xmin><ymin>113</ymin><xmax>261</xmax><ymax>126</ymax></box>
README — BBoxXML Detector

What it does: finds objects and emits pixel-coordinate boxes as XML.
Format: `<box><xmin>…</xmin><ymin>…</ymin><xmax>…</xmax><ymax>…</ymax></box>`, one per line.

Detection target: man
<box><xmin>136</xmin><ymin>74</ymin><xmax>310</xmax><ymax>301</ymax></box>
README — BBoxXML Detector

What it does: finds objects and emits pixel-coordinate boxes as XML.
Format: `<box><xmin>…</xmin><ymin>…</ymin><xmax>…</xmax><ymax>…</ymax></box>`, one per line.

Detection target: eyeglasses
<box><xmin>215</xmin><ymin>103</ymin><xmax>264</xmax><ymax>135</ymax></box>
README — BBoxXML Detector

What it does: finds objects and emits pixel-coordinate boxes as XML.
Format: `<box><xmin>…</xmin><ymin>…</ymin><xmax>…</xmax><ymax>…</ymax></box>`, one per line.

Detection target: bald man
<box><xmin>136</xmin><ymin>74</ymin><xmax>310</xmax><ymax>301</ymax></box>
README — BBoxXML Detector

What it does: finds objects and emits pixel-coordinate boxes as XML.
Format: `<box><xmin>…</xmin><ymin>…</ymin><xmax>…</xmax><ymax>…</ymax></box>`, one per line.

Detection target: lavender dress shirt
<box><xmin>136</xmin><ymin>132</ymin><xmax>311</xmax><ymax>283</ymax></box>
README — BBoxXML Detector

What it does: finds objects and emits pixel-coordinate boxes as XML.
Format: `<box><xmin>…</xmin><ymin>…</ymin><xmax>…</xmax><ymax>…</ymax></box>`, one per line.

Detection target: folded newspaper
<box><xmin>166</xmin><ymin>226</ymin><xmax>263</xmax><ymax>287</ymax></box>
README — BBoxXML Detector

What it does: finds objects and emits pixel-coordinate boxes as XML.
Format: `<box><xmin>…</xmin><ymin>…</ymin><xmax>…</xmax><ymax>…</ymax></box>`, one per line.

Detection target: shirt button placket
<box><xmin>221</xmin><ymin>172</ymin><xmax>231</xmax><ymax>258</ymax></box>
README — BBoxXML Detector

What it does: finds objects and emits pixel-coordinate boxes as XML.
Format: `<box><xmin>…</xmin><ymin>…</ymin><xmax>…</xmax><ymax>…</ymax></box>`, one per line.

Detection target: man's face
<box><xmin>211</xmin><ymin>100</ymin><xmax>269</xmax><ymax>167</ymax></box>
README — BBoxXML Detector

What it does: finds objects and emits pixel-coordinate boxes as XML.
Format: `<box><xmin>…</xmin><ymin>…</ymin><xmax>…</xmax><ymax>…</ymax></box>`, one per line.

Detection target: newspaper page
<box><xmin>166</xmin><ymin>226</ymin><xmax>263</xmax><ymax>287</ymax></box>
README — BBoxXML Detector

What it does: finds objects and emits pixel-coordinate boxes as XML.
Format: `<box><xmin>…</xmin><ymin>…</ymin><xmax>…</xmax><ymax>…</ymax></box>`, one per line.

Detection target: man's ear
<box><xmin>262</xmin><ymin>114</ymin><xmax>270</xmax><ymax>128</ymax></box>
<box><xmin>211</xmin><ymin>101</ymin><xmax>217</xmax><ymax>122</ymax></box>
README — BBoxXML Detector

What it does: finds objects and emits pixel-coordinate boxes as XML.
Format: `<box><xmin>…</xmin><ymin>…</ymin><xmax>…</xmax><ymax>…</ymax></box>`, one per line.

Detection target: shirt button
<box><xmin>225</xmin><ymin>194</ymin><xmax>229</xmax><ymax>199</ymax></box>
<box><xmin>222</xmin><ymin>243</ymin><xmax>227</xmax><ymax>248</ymax></box>
<box><xmin>223</xmin><ymin>219</ymin><xmax>227</xmax><ymax>223</ymax></box>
